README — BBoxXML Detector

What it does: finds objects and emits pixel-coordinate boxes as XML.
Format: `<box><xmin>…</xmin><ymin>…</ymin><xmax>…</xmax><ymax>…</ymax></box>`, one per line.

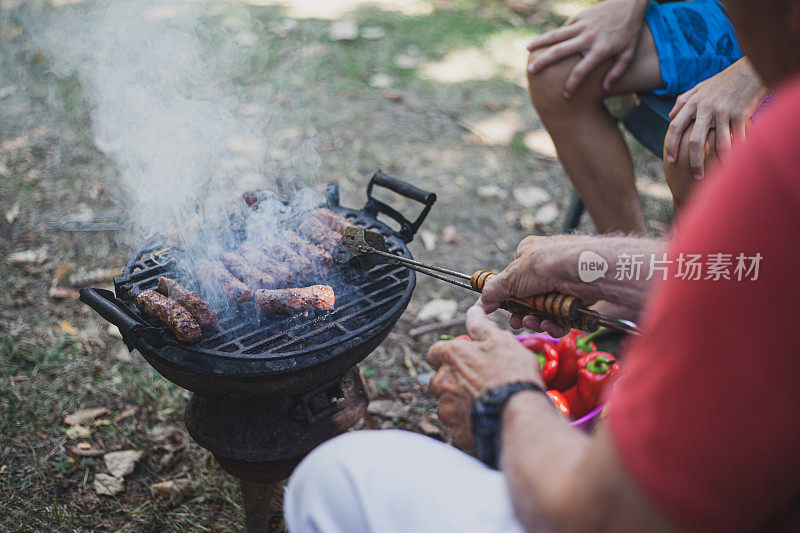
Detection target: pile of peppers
<box><xmin>521</xmin><ymin>330</ymin><xmax>620</xmax><ymax>420</ymax></box>
<box><xmin>440</xmin><ymin>330</ymin><xmax>620</xmax><ymax>420</ymax></box>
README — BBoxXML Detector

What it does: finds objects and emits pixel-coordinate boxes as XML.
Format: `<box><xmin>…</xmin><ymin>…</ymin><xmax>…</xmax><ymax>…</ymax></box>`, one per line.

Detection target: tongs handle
<box><xmin>365</xmin><ymin>171</ymin><xmax>437</xmax><ymax>243</ymax></box>
<box><xmin>470</xmin><ymin>271</ymin><xmax>598</xmax><ymax>332</ymax></box>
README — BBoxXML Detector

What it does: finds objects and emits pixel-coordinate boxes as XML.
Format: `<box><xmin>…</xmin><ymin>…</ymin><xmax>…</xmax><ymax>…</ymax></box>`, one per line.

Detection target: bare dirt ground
<box><xmin>0</xmin><ymin>0</ymin><xmax>671</xmax><ymax>530</ymax></box>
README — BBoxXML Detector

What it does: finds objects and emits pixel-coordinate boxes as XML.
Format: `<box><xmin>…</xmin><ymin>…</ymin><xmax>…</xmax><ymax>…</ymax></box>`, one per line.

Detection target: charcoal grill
<box><xmin>80</xmin><ymin>171</ymin><xmax>436</xmax><ymax>532</ymax></box>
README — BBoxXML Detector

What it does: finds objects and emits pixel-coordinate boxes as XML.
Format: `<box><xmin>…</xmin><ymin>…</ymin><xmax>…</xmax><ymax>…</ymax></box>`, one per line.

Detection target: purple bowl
<box><xmin>514</xmin><ymin>333</ymin><xmax>606</xmax><ymax>433</ymax></box>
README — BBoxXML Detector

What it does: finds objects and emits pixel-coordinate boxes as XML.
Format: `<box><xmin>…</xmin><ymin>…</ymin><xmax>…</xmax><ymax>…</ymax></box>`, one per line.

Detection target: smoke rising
<box><xmin>35</xmin><ymin>0</ymin><xmax>329</xmax><ymax>311</ymax></box>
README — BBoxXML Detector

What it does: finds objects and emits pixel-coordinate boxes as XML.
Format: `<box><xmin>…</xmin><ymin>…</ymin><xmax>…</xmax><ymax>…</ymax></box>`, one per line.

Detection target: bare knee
<box><xmin>527</xmin><ymin>50</ymin><xmax>578</xmax><ymax>116</ymax></box>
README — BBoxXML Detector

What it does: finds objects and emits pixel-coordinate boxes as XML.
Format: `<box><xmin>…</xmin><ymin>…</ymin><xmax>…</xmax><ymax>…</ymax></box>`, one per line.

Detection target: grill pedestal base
<box><xmin>184</xmin><ymin>367</ymin><xmax>369</xmax><ymax>529</ymax></box>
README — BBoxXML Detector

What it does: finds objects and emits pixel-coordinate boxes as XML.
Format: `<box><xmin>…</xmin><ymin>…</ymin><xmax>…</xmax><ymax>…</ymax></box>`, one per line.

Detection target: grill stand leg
<box><xmin>240</xmin><ymin>480</ymin><xmax>276</xmax><ymax>533</ymax></box>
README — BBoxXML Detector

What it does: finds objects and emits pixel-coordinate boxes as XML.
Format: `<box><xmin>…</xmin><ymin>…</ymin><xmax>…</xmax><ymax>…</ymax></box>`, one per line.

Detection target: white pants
<box><xmin>284</xmin><ymin>429</ymin><xmax>526</xmax><ymax>533</ymax></box>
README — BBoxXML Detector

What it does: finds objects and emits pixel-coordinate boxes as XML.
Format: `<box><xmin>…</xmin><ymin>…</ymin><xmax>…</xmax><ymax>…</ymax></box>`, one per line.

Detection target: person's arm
<box><xmin>664</xmin><ymin>57</ymin><xmax>767</xmax><ymax>178</ymax></box>
<box><xmin>427</xmin><ymin>304</ymin><xmax>677</xmax><ymax>531</ymax></box>
<box><xmin>527</xmin><ymin>0</ymin><xmax>651</xmax><ymax>95</ymax></box>
<box><xmin>502</xmin><ymin>397</ymin><xmax>676</xmax><ymax>532</ymax></box>
<box><xmin>481</xmin><ymin>235</ymin><xmax>665</xmax><ymax>335</ymax></box>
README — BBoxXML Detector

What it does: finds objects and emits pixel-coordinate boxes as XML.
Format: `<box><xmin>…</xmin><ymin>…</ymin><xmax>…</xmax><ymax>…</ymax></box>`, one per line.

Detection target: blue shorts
<box><xmin>645</xmin><ymin>0</ymin><xmax>743</xmax><ymax>96</ymax></box>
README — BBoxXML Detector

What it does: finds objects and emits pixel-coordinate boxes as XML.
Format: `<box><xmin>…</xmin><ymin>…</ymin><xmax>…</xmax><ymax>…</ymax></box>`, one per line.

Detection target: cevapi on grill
<box><xmin>197</xmin><ymin>259</ymin><xmax>253</xmax><ymax>305</ymax></box>
<box><xmin>254</xmin><ymin>285</ymin><xmax>335</xmax><ymax>315</ymax></box>
<box><xmin>157</xmin><ymin>276</ymin><xmax>218</xmax><ymax>326</ymax></box>
<box><xmin>134</xmin><ymin>289</ymin><xmax>202</xmax><ymax>343</ymax></box>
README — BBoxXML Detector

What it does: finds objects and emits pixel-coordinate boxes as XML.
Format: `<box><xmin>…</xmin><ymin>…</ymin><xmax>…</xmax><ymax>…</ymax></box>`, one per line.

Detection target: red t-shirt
<box><xmin>608</xmin><ymin>76</ymin><xmax>800</xmax><ymax>531</ymax></box>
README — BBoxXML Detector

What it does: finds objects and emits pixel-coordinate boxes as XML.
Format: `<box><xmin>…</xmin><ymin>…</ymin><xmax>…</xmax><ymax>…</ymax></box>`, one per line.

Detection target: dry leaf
<box><xmin>69</xmin><ymin>445</ymin><xmax>105</xmax><ymax>457</ymax></box>
<box><xmin>49</xmin><ymin>286</ymin><xmax>80</xmax><ymax>300</ymax></box>
<box><xmin>60</xmin><ymin>321</ymin><xmax>77</xmax><ymax>335</ymax></box>
<box><xmin>65</xmin><ymin>425</ymin><xmax>92</xmax><ymax>439</ymax></box>
<box><xmin>4</xmin><ymin>202</ymin><xmax>19</xmax><ymax>224</ymax></box>
<box><xmin>512</xmin><ymin>186</ymin><xmax>550</xmax><ymax>208</ymax></box>
<box><xmin>367</xmin><ymin>400</ymin><xmax>410</xmax><ymax>420</ymax></box>
<box><xmin>383</xmin><ymin>90</ymin><xmax>404</xmax><ymax>103</ymax></box>
<box><xmin>360</xmin><ymin>26</ymin><xmax>386</xmax><ymax>40</ymax></box>
<box><xmin>150</xmin><ymin>478</ymin><xmax>194</xmax><ymax>505</ymax></box>
<box><xmin>91</xmin><ymin>418</ymin><xmax>110</xmax><ymax>427</ymax></box>
<box><xmin>368</xmin><ymin>73</ymin><xmax>395</xmax><ymax>89</ymax></box>
<box><xmin>93</xmin><ymin>473</ymin><xmax>124</xmax><ymax>496</ymax></box>
<box><xmin>54</xmin><ymin>264</ymin><xmax>73</xmax><ymax>281</ymax></box>
<box><xmin>534</xmin><ymin>203</ymin><xmax>559</xmax><ymax>226</ymax></box>
<box><xmin>104</xmin><ymin>450</ymin><xmax>144</xmax><ymax>478</ymax></box>
<box><xmin>417</xmin><ymin>418</ymin><xmax>441</xmax><ymax>436</ymax></box>
<box><xmin>7</xmin><ymin>247</ymin><xmax>47</xmax><ymax>266</ymax></box>
<box><xmin>476</xmin><ymin>185</ymin><xmax>506</xmax><ymax>199</ymax></box>
<box><xmin>147</xmin><ymin>423</ymin><xmax>182</xmax><ymax>446</ymax></box>
<box><xmin>113</xmin><ymin>406</ymin><xmax>137</xmax><ymax>423</ymax></box>
<box><xmin>417</xmin><ymin>299</ymin><xmax>457</xmax><ymax>322</ymax></box>
<box><xmin>419</xmin><ymin>230</ymin><xmax>437</xmax><ymax>252</ymax></box>
<box><xmin>441</xmin><ymin>225</ymin><xmax>458</xmax><ymax>244</ymax></box>
<box><xmin>64</xmin><ymin>407</ymin><xmax>109</xmax><ymax>426</ymax></box>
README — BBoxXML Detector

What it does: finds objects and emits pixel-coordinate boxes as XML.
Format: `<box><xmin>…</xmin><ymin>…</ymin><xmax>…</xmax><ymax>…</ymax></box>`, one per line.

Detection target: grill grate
<box><xmin>113</xmin><ymin>206</ymin><xmax>414</xmax><ymax>359</ymax></box>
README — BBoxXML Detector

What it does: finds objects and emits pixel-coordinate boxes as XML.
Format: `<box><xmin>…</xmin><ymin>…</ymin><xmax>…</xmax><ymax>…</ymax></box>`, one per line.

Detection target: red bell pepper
<box><xmin>546</xmin><ymin>390</ymin><xmax>571</xmax><ymax>419</ymax></box>
<box><xmin>521</xmin><ymin>337</ymin><xmax>559</xmax><ymax>385</ymax></box>
<box><xmin>563</xmin><ymin>351</ymin><xmax>620</xmax><ymax>419</ymax></box>
<box><xmin>552</xmin><ymin>329</ymin><xmax>602</xmax><ymax>391</ymax></box>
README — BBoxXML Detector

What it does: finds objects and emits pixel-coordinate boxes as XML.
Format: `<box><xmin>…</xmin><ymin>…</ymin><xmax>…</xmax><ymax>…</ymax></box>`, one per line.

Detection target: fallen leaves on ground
<box><xmin>150</xmin><ymin>478</ymin><xmax>194</xmax><ymax>505</ymax></box>
<box><xmin>49</xmin><ymin>286</ymin><xmax>80</xmax><ymax>300</ymax></box>
<box><xmin>93</xmin><ymin>473</ymin><xmax>124</xmax><ymax>496</ymax></box>
<box><xmin>103</xmin><ymin>449</ymin><xmax>144</xmax><ymax>478</ymax></box>
<box><xmin>512</xmin><ymin>186</ymin><xmax>550</xmax><ymax>208</ymax></box>
<box><xmin>7</xmin><ymin>247</ymin><xmax>47</xmax><ymax>266</ymax></box>
<box><xmin>65</xmin><ymin>424</ymin><xmax>92</xmax><ymax>439</ymax></box>
<box><xmin>329</xmin><ymin>19</ymin><xmax>358</xmax><ymax>41</ymax></box>
<box><xmin>367</xmin><ymin>400</ymin><xmax>410</xmax><ymax>420</ymax></box>
<box><xmin>417</xmin><ymin>299</ymin><xmax>457</xmax><ymax>322</ymax></box>
<box><xmin>64</xmin><ymin>407</ymin><xmax>109</xmax><ymax>426</ymax></box>
<box><xmin>113</xmin><ymin>406</ymin><xmax>137</xmax><ymax>423</ymax></box>
<box><xmin>5</xmin><ymin>201</ymin><xmax>19</xmax><ymax>224</ymax></box>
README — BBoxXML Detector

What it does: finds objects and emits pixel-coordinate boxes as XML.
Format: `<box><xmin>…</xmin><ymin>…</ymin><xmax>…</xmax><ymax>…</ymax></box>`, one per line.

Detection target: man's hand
<box><xmin>665</xmin><ymin>58</ymin><xmax>766</xmax><ymax>179</ymax></box>
<box><xmin>527</xmin><ymin>0</ymin><xmax>650</xmax><ymax>97</ymax></box>
<box><xmin>426</xmin><ymin>302</ymin><xmax>543</xmax><ymax>449</ymax></box>
<box><xmin>481</xmin><ymin>236</ymin><xmax>602</xmax><ymax>337</ymax></box>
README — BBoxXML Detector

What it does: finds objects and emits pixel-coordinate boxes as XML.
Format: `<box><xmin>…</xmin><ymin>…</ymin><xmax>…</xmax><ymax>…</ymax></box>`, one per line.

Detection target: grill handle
<box><xmin>365</xmin><ymin>171</ymin><xmax>437</xmax><ymax>243</ymax></box>
<box><xmin>79</xmin><ymin>288</ymin><xmax>166</xmax><ymax>349</ymax></box>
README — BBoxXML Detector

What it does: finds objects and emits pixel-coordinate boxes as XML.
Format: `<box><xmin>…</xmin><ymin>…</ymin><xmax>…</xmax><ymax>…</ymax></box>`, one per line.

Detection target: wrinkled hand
<box><xmin>527</xmin><ymin>0</ymin><xmax>648</xmax><ymax>96</ymax></box>
<box><xmin>427</xmin><ymin>302</ymin><xmax>543</xmax><ymax>449</ymax></box>
<box><xmin>481</xmin><ymin>236</ymin><xmax>602</xmax><ymax>337</ymax></box>
<box><xmin>665</xmin><ymin>58</ymin><xmax>766</xmax><ymax>178</ymax></box>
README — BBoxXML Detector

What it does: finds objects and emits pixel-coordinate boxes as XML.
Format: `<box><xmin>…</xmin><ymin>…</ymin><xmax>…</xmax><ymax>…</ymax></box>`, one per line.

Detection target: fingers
<box><xmin>515</xmin><ymin>235</ymin><xmax>541</xmax><ymax>258</ymax></box>
<box><xmin>521</xmin><ymin>315</ymin><xmax>543</xmax><ymax>331</ymax></box>
<box><xmin>688</xmin><ymin>107</ymin><xmax>714</xmax><ymax>179</ymax></box>
<box><xmin>602</xmin><ymin>46</ymin><xmax>634</xmax><ymax>91</ymax></box>
<box><xmin>715</xmin><ymin>114</ymin><xmax>732</xmax><ymax>156</ymax></box>
<box><xmin>563</xmin><ymin>49</ymin><xmax>604</xmax><ymax>97</ymax></box>
<box><xmin>540</xmin><ymin>320</ymin><xmax>567</xmax><ymax>338</ymax></box>
<box><xmin>509</xmin><ymin>313</ymin><xmax>524</xmax><ymax>330</ymax></box>
<box><xmin>528</xmin><ymin>37</ymin><xmax>587</xmax><ymax>75</ymax></box>
<box><xmin>426</xmin><ymin>340</ymin><xmax>450</xmax><ymax>370</ymax></box>
<box><xmin>732</xmin><ymin>116</ymin><xmax>748</xmax><ymax>146</ymax></box>
<box><xmin>665</xmin><ymin>102</ymin><xmax>696</xmax><ymax>163</ymax></box>
<box><xmin>480</xmin><ymin>272</ymin><xmax>510</xmax><ymax>312</ymax></box>
<box><xmin>669</xmin><ymin>89</ymin><xmax>694</xmax><ymax>120</ymax></box>
<box><xmin>527</xmin><ymin>24</ymin><xmax>581</xmax><ymax>52</ymax></box>
<box><xmin>465</xmin><ymin>301</ymin><xmax>500</xmax><ymax>341</ymax></box>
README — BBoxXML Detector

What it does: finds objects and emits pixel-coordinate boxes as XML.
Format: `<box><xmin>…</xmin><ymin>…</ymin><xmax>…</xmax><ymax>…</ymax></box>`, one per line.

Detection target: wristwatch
<box><xmin>470</xmin><ymin>381</ymin><xmax>548</xmax><ymax>469</ymax></box>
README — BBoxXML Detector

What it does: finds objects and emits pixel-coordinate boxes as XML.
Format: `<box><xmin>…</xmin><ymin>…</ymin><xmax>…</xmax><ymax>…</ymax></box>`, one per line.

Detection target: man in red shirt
<box><xmin>285</xmin><ymin>2</ymin><xmax>800</xmax><ymax>530</ymax></box>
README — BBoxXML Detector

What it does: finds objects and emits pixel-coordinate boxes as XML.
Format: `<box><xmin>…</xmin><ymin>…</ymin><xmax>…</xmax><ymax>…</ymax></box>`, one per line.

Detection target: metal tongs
<box><xmin>335</xmin><ymin>227</ymin><xmax>640</xmax><ymax>335</ymax></box>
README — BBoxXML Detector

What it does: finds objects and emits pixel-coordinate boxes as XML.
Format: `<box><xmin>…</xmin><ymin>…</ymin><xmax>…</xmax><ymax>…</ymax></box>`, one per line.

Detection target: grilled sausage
<box><xmin>257</xmin><ymin>237</ymin><xmax>313</xmax><ymax>272</ymax></box>
<box><xmin>221</xmin><ymin>252</ymin><xmax>277</xmax><ymax>289</ymax></box>
<box><xmin>239</xmin><ymin>242</ymin><xmax>294</xmax><ymax>284</ymax></box>
<box><xmin>280</xmin><ymin>230</ymin><xmax>333</xmax><ymax>271</ymax></box>
<box><xmin>254</xmin><ymin>285</ymin><xmax>335</xmax><ymax>314</ymax></box>
<box><xmin>310</xmin><ymin>208</ymin><xmax>354</xmax><ymax>234</ymax></box>
<box><xmin>298</xmin><ymin>217</ymin><xmax>342</xmax><ymax>251</ymax></box>
<box><xmin>134</xmin><ymin>289</ymin><xmax>202</xmax><ymax>343</ymax></box>
<box><xmin>196</xmin><ymin>259</ymin><xmax>252</xmax><ymax>305</ymax></box>
<box><xmin>157</xmin><ymin>277</ymin><xmax>218</xmax><ymax>326</ymax></box>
